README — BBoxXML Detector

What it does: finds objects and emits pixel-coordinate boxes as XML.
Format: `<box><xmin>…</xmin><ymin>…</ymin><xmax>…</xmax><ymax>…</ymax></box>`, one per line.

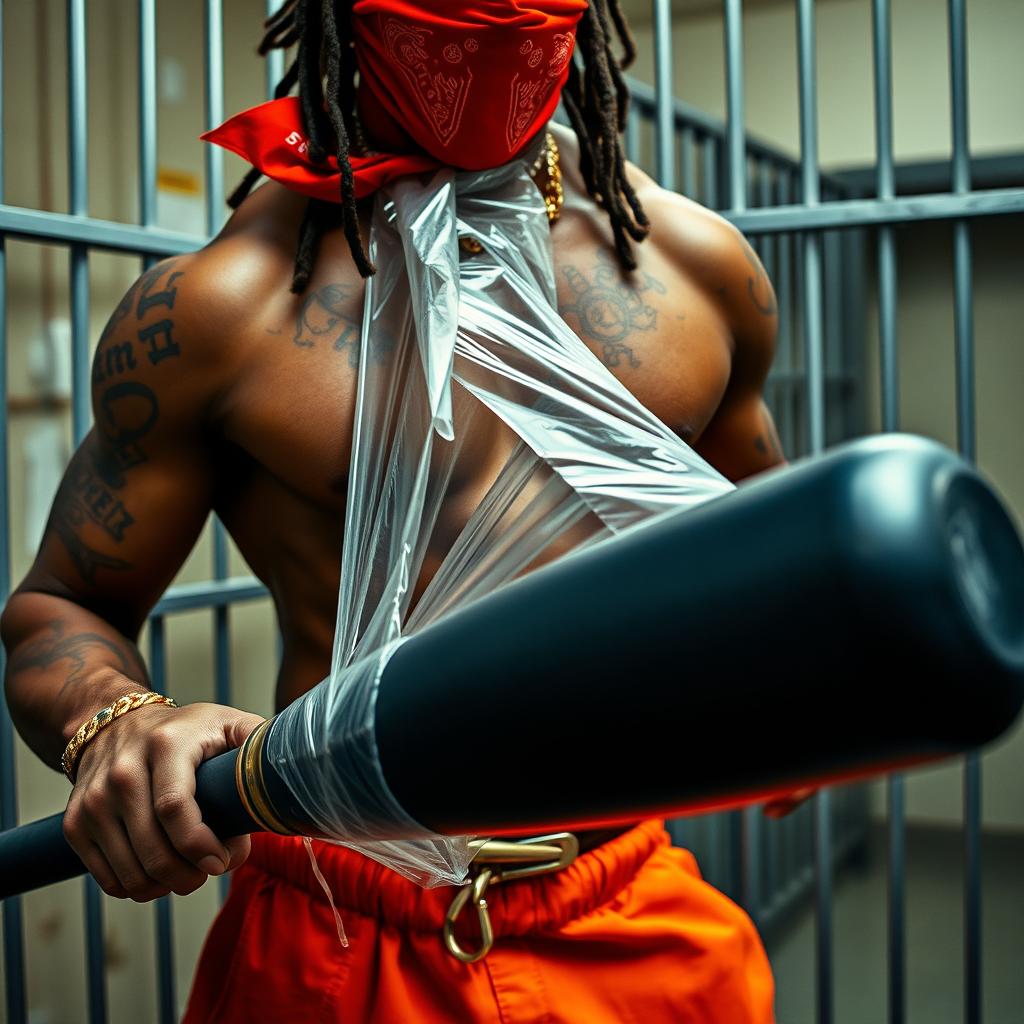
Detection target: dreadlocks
<box><xmin>229</xmin><ymin>0</ymin><xmax>649</xmax><ymax>293</ymax></box>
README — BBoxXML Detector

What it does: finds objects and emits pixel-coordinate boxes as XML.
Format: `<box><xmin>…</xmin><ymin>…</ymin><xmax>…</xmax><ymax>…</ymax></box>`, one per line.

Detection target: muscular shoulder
<box><xmin>93</xmin><ymin>183</ymin><xmax>310</xmax><ymax>425</ymax></box>
<box><xmin>636</xmin><ymin>180</ymin><xmax>778</xmax><ymax>371</ymax></box>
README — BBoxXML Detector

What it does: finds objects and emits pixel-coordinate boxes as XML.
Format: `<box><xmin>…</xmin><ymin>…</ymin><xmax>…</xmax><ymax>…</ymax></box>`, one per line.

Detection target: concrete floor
<box><xmin>765</xmin><ymin>825</ymin><xmax>1024</xmax><ymax>1024</ymax></box>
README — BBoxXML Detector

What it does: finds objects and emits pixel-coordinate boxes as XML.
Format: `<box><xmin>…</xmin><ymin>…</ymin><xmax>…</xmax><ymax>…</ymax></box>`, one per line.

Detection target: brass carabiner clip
<box><xmin>443</xmin><ymin>867</ymin><xmax>496</xmax><ymax>964</ymax></box>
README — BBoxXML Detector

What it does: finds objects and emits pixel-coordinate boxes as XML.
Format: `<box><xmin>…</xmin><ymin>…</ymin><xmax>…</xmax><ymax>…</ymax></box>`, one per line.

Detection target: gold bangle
<box><xmin>235</xmin><ymin>717</ymin><xmax>294</xmax><ymax>836</ymax></box>
<box><xmin>61</xmin><ymin>691</ymin><xmax>178</xmax><ymax>784</ymax></box>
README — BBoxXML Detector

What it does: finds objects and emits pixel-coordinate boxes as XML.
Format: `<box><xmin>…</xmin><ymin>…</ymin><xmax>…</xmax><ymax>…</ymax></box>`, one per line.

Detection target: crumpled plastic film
<box><xmin>266</xmin><ymin>138</ymin><xmax>736</xmax><ymax>888</ymax></box>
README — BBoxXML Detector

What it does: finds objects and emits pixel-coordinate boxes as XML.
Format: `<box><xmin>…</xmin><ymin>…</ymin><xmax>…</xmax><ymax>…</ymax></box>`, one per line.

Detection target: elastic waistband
<box><xmin>246</xmin><ymin>820</ymin><xmax>670</xmax><ymax>935</ymax></box>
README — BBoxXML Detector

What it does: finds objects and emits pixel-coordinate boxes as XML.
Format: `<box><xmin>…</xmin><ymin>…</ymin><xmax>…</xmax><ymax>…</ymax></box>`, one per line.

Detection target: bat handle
<box><xmin>0</xmin><ymin>748</ymin><xmax>251</xmax><ymax>901</ymax></box>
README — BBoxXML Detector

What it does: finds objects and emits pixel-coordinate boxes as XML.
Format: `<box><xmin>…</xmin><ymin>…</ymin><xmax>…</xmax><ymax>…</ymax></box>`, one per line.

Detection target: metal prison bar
<box><xmin>0</xmin><ymin>1</ymin><xmax>1020</xmax><ymax>1023</ymax></box>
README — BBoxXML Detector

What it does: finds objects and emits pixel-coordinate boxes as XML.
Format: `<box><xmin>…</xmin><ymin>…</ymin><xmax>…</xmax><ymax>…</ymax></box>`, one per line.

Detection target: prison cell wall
<box><xmin>626</xmin><ymin>0</ymin><xmax>1024</xmax><ymax>835</ymax></box>
<box><xmin>2</xmin><ymin>1</ymin><xmax>1022</xmax><ymax>1021</ymax></box>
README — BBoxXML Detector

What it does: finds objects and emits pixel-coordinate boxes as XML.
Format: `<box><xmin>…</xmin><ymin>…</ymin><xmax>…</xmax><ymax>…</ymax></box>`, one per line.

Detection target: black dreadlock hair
<box><xmin>230</xmin><ymin>0</ymin><xmax>649</xmax><ymax>293</ymax></box>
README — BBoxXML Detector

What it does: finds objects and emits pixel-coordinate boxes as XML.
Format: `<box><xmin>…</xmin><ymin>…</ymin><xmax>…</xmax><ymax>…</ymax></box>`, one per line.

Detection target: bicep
<box><xmin>693</xmin><ymin>230</ymin><xmax>786</xmax><ymax>482</ymax></box>
<box><xmin>694</xmin><ymin>395</ymin><xmax>785</xmax><ymax>483</ymax></box>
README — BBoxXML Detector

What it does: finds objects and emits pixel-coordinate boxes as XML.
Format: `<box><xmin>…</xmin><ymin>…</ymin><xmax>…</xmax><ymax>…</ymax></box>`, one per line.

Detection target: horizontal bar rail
<box><xmin>0</xmin><ymin>205</ymin><xmax>203</xmax><ymax>255</ymax></box>
<box><xmin>5</xmin><ymin>187</ymin><xmax>1020</xmax><ymax>266</ymax></box>
<box><xmin>726</xmin><ymin>188</ymin><xmax>1024</xmax><ymax>233</ymax></box>
<box><xmin>152</xmin><ymin>577</ymin><xmax>268</xmax><ymax>616</ymax></box>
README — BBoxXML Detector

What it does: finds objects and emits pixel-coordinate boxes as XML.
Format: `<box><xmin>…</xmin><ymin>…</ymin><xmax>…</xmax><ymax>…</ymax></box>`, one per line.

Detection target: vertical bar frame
<box><xmin>149</xmin><ymin>617</ymin><xmax>177</xmax><ymax>1024</ymax></box>
<box><xmin>204</xmin><ymin>0</ymin><xmax>225</xmax><ymax>236</ymax></box>
<box><xmin>701</xmin><ymin>136</ymin><xmax>719</xmax><ymax>210</ymax></box>
<box><xmin>0</xmin><ymin>0</ymin><xmax>28</xmax><ymax>1015</ymax></box>
<box><xmin>796</xmin><ymin>0</ymin><xmax>825</xmax><ymax>457</ymax></box>
<box><xmin>871</xmin><ymin>2</ymin><xmax>906</xmax><ymax>1020</ymax></box>
<box><xmin>624</xmin><ymin>106</ymin><xmax>640</xmax><ymax>165</ymax></box>
<box><xmin>947</xmin><ymin>4</ymin><xmax>980</xmax><ymax>1020</ymax></box>
<box><xmin>67</xmin><ymin>4</ymin><xmax>108</xmax><ymax>1021</ymax></box>
<box><xmin>652</xmin><ymin>0</ymin><xmax>675</xmax><ymax>190</ymax></box>
<box><xmin>139</xmin><ymin>0</ymin><xmax>158</xmax><ymax>228</ymax></box>
<box><xmin>265</xmin><ymin>0</ymin><xmax>286</xmax><ymax>98</ymax></box>
<box><xmin>680</xmin><ymin>128</ymin><xmax>696</xmax><ymax>199</ymax></box>
<box><xmin>723</xmin><ymin>0</ymin><xmax>747</xmax><ymax>212</ymax></box>
<box><xmin>796</xmin><ymin>1</ymin><xmax>830</xmax><ymax>1020</ymax></box>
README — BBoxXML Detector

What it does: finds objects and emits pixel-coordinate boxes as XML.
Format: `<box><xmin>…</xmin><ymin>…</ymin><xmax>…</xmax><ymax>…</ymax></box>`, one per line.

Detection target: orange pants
<box><xmin>184</xmin><ymin>820</ymin><xmax>774</xmax><ymax>1023</ymax></box>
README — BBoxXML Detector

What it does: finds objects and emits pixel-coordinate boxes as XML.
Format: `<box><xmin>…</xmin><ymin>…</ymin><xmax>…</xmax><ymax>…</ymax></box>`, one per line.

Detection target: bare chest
<box><xmin>219</xmin><ymin>247</ymin><xmax>733</xmax><ymax>518</ymax></box>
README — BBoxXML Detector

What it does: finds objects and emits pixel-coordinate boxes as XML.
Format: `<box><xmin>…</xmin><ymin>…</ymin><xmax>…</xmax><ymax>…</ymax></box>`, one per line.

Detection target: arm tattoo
<box><xmin>8</xmin><ymin>620</ymin><xmax>148</xmax><ymax>696</ymax></box>
<box><xmin>54</xmin><ymin>261</ymin><xmax>185</xmax><ymax>580</ymax></box>
<box><xmin>94</xmin><ymin>260</ymin><xmax>185</xmax><ymax>383</ymax></box>
<box><xmin>742</xmin><ymin>239</ymin><xmax>778</xmax><ymax>318</ymax></box>
<box><xmin>51</xmin><ymin>517</ymin><xmax>132</xmax><ymax>583</ymax></box>
<box><xmin>559</xmin><ymin>254</ymin><xmax>666</xmax><ymax>370</ymax></box>
<box><xmin>94</xmin><ymin>381</ymin><xmax>160</xmax><ymax>487</ymax></box>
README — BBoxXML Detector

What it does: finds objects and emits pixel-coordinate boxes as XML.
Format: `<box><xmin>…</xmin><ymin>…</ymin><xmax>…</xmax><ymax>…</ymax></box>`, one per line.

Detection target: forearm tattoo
<box><xmin>7</xmin><ymin>619</ymin><xmax>149</xmax><ymax>697</ymax></box>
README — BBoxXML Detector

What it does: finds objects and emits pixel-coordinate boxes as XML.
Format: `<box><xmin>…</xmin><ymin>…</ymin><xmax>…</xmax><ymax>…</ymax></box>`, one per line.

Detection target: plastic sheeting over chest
<box><xmin>266</xmin><ymin>151</ymin><xmax>734</xmax><ymax>887</ymax></box>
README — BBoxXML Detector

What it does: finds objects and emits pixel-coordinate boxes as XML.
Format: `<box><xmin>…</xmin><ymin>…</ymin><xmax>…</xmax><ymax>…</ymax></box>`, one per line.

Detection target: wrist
<box><xmin>62</xmin><ymin>690</ymin><xmax>177</xmax><ymax>783</ymax></box>
<box><xmin>59</xmin><ymin>667</ymin><xmax>150</xmax><ymax>747</ymax></box>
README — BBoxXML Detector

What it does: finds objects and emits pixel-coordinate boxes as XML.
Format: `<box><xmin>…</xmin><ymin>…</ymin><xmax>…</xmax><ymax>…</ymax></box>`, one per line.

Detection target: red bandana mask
<box><xmin>202</xmin><ymin>0</ymin><xmax>586</xmax><ymax>203</ymax></box>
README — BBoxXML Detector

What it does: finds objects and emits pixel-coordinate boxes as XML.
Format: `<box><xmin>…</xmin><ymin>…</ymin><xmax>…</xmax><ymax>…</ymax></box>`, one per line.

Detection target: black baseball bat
<box><xmin>3</xmin><ymin>434</ymin><xmax>1023</xmax><ymax>899</ymax></box>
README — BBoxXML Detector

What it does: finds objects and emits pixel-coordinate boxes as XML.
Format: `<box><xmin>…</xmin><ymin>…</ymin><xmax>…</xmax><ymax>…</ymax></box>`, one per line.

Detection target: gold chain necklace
<box><xmin>460</xmin><ymin>132</ymin><xmax>562</xmax><ymax>254</ymax></box>
<box><xmin>535</xmin><ymin>130</ymin><xmax>564</xmax><ymax>225</ymax></box>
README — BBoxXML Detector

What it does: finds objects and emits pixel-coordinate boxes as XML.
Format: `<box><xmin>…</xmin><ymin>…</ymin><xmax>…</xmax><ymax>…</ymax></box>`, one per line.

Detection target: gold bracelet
<box><xmin>61</xmin><ymin>691</ymin><xmax>178</xmax><ymax>784</ymax></box>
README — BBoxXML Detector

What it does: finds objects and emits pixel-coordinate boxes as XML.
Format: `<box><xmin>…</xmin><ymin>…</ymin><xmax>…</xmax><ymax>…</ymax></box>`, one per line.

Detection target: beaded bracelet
<box><xmin>61</xmin><ymin>691</ymin><xmax>178</xmax><ymax>784</ymax></box>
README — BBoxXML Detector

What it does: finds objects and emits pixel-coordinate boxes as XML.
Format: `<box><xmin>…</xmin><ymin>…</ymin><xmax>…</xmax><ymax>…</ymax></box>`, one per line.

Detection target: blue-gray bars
<box><xmin>0</xmin><ymin>2</ymin><xmax>1014</xmax><ymax>1022</ymax></box>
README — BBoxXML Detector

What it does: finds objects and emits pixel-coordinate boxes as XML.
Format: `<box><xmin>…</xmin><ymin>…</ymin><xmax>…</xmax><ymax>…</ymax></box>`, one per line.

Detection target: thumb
<box><xmin>223</xmin><ymin>711</ymin><xmax>268</xmax><ymax>750</ymax></box>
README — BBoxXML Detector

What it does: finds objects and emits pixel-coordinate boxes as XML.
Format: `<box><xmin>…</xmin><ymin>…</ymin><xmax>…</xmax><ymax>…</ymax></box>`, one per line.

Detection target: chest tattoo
<box><xmin>558</xmin><ymin>254</ymin><xmax>666</xmax><ymax>369</ymax></box>
<box><xmin>292</xmin><ymin>284</ymin><xmax>361</xmax><ymax>367</ymax></box>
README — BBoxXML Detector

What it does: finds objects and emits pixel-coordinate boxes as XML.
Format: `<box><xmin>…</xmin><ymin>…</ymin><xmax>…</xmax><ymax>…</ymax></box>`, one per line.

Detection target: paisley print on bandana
<box><xmin>382</xmin><ymin>17</ymin><xmax>472</xmax><ymax>147</ymax></box>
<box><xmin>506</xmin><ymin>32</ymin><xmax>576</xmax><ymax>153</ymax></box>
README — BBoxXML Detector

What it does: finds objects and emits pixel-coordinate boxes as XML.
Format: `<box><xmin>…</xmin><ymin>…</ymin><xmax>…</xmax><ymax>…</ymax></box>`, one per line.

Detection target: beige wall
<box><xmin>628</xmin><ymin>0</ymin><xmax>1024</xmax><ymax>169</ymax></box>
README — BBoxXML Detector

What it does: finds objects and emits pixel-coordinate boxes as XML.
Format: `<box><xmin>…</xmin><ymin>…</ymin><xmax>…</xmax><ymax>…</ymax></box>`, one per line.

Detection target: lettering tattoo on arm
<box><xmin>93</xmin><ymin>260</ymin><xmax>184</xmax><ymax>385</ymax></box>
<box><xmin>7</xmin><ymin>619</ymin><xmax>149</xmax><ymax>697</ymax></box>
<box><xmin>51</xmin><ymin>516</ymin><xmax>132</xmax><ymax>584</ymax></box>
<box><xmin>559</xmin><ymin>254</ymin><xmax>667</xmax><ymax>370</ymax></box>
<box><xmin>53</xmin><ymin>261</ymin><xmax>186</xmax><ymax>582</ymax></box>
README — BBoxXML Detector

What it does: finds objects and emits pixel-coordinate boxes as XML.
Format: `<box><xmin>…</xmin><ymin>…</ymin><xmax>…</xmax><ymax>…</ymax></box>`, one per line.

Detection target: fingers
<box><xmin>63</xmin><ymin>703</ymin><xmax>265</xmax><ymax>902</ymax></box>
<box><xmin>148</xmin><ymin>722</ymin><xmax>232</xmax><ymax>874</ymax></box>
<box><xmin>90</xmin><ymin>820</ymin><xmax>170</xmax><ymax>902</ymax></box>
<box><xmin>121</xmin><ymin>795</ymin><xmax>208</xmax><ymax>896</ymax></box>
<box><xmin>223</xmin><ymin>710</ymin><xmax>267</xmax><ymax>750</ymax></box>
<box><xmin>223</xmin><ymin>834</ymin><xmax>252</xmax><ymax>872</ymax></box>
<box><xmin>66</xmin><ymin>833</ymin><xmax>127</xmax><ymax>900</ymax></box>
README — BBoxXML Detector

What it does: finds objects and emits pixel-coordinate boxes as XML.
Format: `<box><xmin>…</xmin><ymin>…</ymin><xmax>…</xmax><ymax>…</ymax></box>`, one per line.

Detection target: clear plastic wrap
<box><xmin>266</xmin><ymin>138</ymin><xmax>735</xmax><ymax>887</ymax></box>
